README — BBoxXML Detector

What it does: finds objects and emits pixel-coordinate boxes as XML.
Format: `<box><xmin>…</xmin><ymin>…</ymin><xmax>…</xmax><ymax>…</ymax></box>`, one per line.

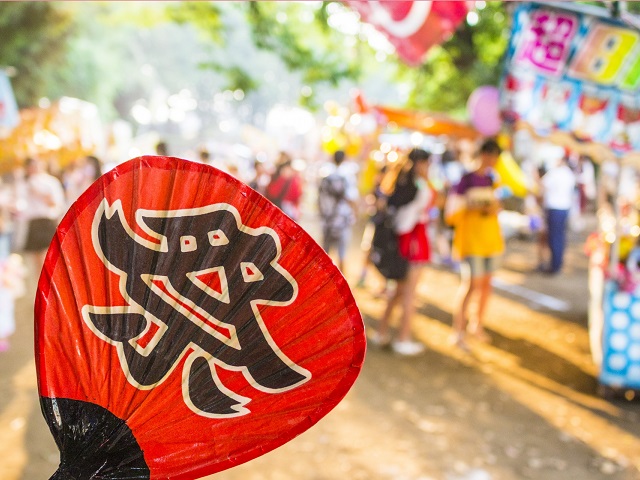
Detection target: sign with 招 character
<box><xmin>500</xmin><ymin>2</ymin><xmax>640</xmax><ymax>153</ymax></box>
<box><xmin>35</xmin><ymin>156</ymin><xmax>366</xmax><ymax>479</ymax></box>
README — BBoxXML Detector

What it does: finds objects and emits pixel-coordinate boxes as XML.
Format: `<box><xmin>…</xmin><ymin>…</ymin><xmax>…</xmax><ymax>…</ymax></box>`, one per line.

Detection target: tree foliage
<box><xmin>0</xmin><ymin>3</ymin><xmax>72</xmax><ymax>107</ymax></box>
<box><xmin>164</xmin><ymin>2</ymin><xmax>224</xmax><ymax>44</ymax></box>
<box><xmin>171</xmin><ymin>1</ymin><xmax>364</xmax><ymax>108</ymax></box>
<box><xmin>195</xmin><ymin>1</ymin><xmax>511</xmax><ymax>115</ymax></box>
<box><xmin>4</xmin><ymin>0</ymin><xmax>638</xmax><ymax>119</ymax></box>
<box><xmin>246</xmin><ymin>2</ymin><xmax>359</xmax><ymax>87</ymax></box>
<box><xmin>44</xmin><ymin>4</ymin><xmax>139</xmax><ymax>120</ymax></box>
<box><xmin>402</xmin><ymin>2</ymin><xmax>509</xmax><ymax>116</ymax></box>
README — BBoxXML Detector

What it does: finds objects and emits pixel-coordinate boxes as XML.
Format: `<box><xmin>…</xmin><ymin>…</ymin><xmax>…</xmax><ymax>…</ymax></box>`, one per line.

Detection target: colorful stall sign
<box><xmin>36</xmin><ymin>156</ymin><xmax>365</xmax><ymax>479</ymax></box>
<box><xmin>601</xmin><ymin>282</ymin><xmax>640</xmax><ymax>390</ymax></box>
<box><xmin>500</xmin><ymin>2</ymin><xmax>640</xmax><ymax>153</ymax></box>
<box><xmin>343</xmin><ymin>1</ymin><xmax>468</xmax><ymax>66</ymax></box>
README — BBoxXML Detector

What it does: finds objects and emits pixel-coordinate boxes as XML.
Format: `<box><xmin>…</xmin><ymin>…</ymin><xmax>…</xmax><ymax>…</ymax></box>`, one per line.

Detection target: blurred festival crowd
<box><xmin>0</xmin><ymin>135</ymin><xmax>610</xmax><ymax>357</ymax></box>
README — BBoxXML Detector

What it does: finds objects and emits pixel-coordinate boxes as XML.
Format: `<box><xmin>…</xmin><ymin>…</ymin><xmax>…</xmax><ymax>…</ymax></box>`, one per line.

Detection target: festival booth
<box><xmin>500</xmin><ymin>1</ymin><xmax>640</xmax><ymax>396</ymax></box>
<box><xmin>0</xmin><ymin>96</ymin><xmax>103</xmax><ymax>175</ymax></box>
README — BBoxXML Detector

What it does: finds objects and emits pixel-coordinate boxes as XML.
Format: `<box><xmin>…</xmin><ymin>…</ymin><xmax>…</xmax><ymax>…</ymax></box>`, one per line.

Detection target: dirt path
<box><xmin>2</xmin><ymin>221</ymin><xmax>639</xmax><ymax>480</ymax></box>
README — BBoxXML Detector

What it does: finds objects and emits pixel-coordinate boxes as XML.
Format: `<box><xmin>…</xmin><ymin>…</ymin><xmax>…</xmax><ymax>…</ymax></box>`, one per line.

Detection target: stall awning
<box><xmin>0</xmin><ymin>97</ymin><xmax>102</xmax><ymax>173</ymax></box>
<box><xmin>373</xmin><ymin>104</ymin><xmax>480</xmax><ymax>139</ymax></box>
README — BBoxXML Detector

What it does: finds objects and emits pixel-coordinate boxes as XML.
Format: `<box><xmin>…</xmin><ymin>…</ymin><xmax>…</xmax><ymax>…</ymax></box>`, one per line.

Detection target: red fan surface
<box><xmin>35</xmin><ymin>156</ymin><xmax>366</xmax><ymax>479</ymax></box>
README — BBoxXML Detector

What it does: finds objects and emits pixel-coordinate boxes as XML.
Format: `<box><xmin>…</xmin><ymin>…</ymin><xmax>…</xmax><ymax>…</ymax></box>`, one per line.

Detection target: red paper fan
<box><xmin>35</xmin><ymin>156</ymin><xmax>366</xmax><ymax>479</ymax></box>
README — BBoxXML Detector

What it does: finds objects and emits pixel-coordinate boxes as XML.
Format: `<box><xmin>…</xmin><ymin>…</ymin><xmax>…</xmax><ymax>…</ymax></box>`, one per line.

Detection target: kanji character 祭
<box><xmin>83</xmin><ymin>199</ymin><xmax>311</xmax><ymax>417</ymax></box>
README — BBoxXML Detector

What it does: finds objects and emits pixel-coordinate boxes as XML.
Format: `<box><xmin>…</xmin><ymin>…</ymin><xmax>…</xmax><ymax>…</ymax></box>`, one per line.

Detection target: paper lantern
<box><xmin>35</xmin><ymin>156</ymin><xmax>365</xmax><ymax>479</ymax></box>
<box><xmin>468</xmin><ymin>86</ymin><xmax>502</xmax><ymax>136</ymax></box>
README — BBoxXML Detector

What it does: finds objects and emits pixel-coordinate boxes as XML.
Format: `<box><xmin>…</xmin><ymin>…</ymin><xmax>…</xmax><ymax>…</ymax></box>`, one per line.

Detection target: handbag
<box><xmin>370</xmin><ymin>208</ymin><xmax>409</xmax><ymax>280</ymax></box>
<box><xmin>24</xmin><ymin>217</ymin><xmax>58</xmax><ymax>252</ymax></box>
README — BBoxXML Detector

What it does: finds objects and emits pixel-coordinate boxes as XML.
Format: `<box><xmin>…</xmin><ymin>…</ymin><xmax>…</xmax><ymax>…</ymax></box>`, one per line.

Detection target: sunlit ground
<box><xmin>1</xmin><ymin>214</ymin><xmax>639</xmax><ymax>479</ymax></box>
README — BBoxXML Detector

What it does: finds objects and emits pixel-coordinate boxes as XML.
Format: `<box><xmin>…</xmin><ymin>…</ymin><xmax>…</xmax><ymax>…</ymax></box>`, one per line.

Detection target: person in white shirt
<box><xmin>541</xmin><ymin>155</ymin><xmax>576</xmax><ymax>274</ymax></box>
<box><xmin>22</xmin><ymin>157</ymin><xmax>65</xmax><ymax>268</ymax></box>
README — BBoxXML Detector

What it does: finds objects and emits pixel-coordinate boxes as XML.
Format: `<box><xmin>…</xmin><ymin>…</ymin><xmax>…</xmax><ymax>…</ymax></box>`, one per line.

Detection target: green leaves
<box><xmin>403</xmin><ymin>2</ymin><xmax>509</xmax><ymax>114</ymax></box>
<box><xmin>244</xmin><ymin>2</ymin><xmax>360</xmax><ymax>106</ymax></box>
<box><xmin>0</xmin><ymin>1</ymin><xmax>514</xmax><ymax>118</ymax></box>
<box><xmin>165</xmin><ymin>2</ymin><xmax>223</xmax><ymax>44</ymax></box>
<box><xmin>0</xmin><ymin>3</ymin><xmax>72</xmax><ymax>107</ymax></box>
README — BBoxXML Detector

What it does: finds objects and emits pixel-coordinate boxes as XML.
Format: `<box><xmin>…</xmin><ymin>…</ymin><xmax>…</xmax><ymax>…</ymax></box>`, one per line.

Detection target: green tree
<box><xmin>0</xmin><ymin>3</ymin><xmax>72</xmax><ymax>107</ymax></box>
<box><xmin>4</xmin><ymin>0</ymin><xmax>639</xmax><ymax>118</ymax></box>
<box><xmin>395</xmin><ymin>2</ymin><xmax>509</xmax><ymax>116</ymax></box>
<box><xmin>198</xmin><ymin>1</ymin><xmax>509</xmax><ymax>115</ymax></box>
<box><xmin>44</xmin><ymin>3</ymin><xmax>138</xmax><ymax>120</ymax></box>
<box><xmin>246</xmin><ymin>2</ymin><xmax>359</xmax><ymax>87</ymax></box>
<box><xmin>167</xmin><ymin>1</ymin><xmax>363</xmax><ymax>109</ymax></box>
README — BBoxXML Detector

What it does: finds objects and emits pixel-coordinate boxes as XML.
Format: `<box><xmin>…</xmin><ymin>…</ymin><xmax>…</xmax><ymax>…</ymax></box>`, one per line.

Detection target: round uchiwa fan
<box><xmin>35</xmin><ymin>156</ymin><xmax>366</xmax><ymax>479</ymax></box>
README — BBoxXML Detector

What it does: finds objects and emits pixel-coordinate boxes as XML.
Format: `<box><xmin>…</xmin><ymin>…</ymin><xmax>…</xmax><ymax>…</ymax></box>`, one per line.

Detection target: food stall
<box><xmin>500</xmin><ymin>1</ymin><xmax>640</xmax><ymax>396</ymax></box>
<box><xmin>0</xmin><ymin>96</ymin><xmax>104</xmax><ymax>174</ymax></box>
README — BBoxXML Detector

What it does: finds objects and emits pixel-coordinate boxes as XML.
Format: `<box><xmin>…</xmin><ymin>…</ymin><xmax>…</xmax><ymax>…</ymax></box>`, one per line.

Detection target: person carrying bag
<box><xmin>370</xmin><ymin>148</ymin><xmax>434</xmax><ymax>356</ymax></box>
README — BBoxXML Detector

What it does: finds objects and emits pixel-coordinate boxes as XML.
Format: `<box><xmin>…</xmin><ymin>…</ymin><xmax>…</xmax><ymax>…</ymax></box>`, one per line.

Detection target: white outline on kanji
<box><xmin>81</xmin><ymin>198</ymin><xmax>311</xmax><ymax>418</ymax></box>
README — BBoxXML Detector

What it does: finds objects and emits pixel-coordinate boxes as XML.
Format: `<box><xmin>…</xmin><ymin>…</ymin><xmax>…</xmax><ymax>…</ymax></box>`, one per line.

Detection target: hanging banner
<box><xmin>343</xmin><ymin>1</ymin><xmax>468</xmax><ymax>66</ymax></box>
<box><xmin>0</xmin><ymin>71</ymin><xmax>19</xmax><ymax>132</ymax></box>
<box><xmin>500</xmin><ymin>2</ymin><xmax>640</xmax><ymax>154</ymax></box>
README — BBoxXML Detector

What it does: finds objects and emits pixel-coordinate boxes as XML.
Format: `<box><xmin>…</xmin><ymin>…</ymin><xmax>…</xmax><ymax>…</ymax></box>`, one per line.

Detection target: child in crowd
<box><xmin>446</xmin><ymin>138</ymin><xmax>504</xmax><ymax>350</ymax></box>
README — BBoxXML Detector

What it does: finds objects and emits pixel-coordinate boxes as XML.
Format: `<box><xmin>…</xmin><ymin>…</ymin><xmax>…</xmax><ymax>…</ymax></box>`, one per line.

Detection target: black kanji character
<box><xmin>83</xmin><ymin>200</ymin><xmax>310</xmax><ymax>417</ymax></box>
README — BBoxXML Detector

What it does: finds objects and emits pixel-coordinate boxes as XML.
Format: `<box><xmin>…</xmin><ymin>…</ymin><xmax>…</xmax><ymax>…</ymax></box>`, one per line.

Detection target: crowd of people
<box><xmin>0</xmin><ymin>137</ymin><xmax>590</xmax><ymax>357</ymax></box>
<box><xmin>359</xmin><ymin>139</ymin><xmax>504</xmax><ymax>354</ymax></box>
<box><xmin>358</xmin><ymin>138</ymin><xmax>590</xmax><ymax>355</ymax></box>
<box><xmin>0</xmin><ymin>154</ymin><xmax>102</xmax><ymax>351</ymax></box>
<box><xmin>0</xmin><ymin>145</ymin><xmax>312</xmax><ymax>353</ymax></box>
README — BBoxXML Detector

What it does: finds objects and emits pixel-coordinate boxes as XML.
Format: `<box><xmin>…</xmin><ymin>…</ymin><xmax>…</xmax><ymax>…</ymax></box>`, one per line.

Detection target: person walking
<box><xmin>155</xmin><ymin>140</ymin><xmax>169</xmax><ymax>156</ymax></box>
<box><xmin>356</xmin><ymin>163</ymin><xmax>389</xmax><ymax>291</ymax></box>
<box><xmin>0</xmin><ymin>174</ymin><xmax>16</xmax><ymax>259</ymax></box>
<box><xmin>446</xmin><ymin>139</ymin><xmax>504</xmax><ymax>350</ymax></box>
<box><xmin>0</xmin><ymin>172</ymin><xmax>24</xmax><ymax>351</ymax></box>
<box><xmin>541</xmin><ymin>154</ymin><xmax>576</xmax><ymax>274</ymax></box>
<box><xmin>373</xmin><ymin>148</ymin><xmax>434</xmax><ymax>356</ymax></box>
<box><xmin>22</xmin><ymin>157</ymin><xmax>66</xmax><ymax>270</ymax></box>
<box><xmin>318</xmin><ymin>150</ymin><xmax>359</xmax><ymax>273</ymax></box>
<box><xmin>265</xmin><ymin>153</ymin><xmax>303</xmax><ymax>222</ymax></box>
<box><xmin>62</xmin><ymin>155</ymin><xmax>103</xmax><ymax>207</ymax></box>
<box><xmin>249</xmin><ymin>159</ymin><xmax>271</xmax><ymax>196</ymax></box>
